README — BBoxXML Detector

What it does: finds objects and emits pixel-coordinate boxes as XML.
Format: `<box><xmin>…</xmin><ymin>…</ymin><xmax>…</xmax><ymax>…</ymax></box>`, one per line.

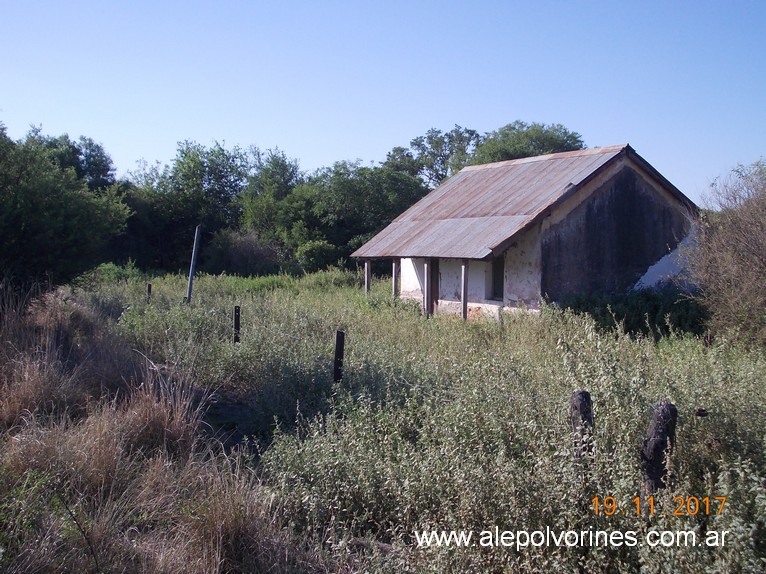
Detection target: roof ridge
<box><xmin>462</xmin><ymin>144</ymin><xmax>629</xmax><ymax>171</ymax></box>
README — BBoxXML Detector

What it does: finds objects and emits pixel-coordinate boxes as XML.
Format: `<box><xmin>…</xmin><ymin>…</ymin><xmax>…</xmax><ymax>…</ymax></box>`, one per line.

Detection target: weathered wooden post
<box><xmin>423</xmin><ymin>259</ymin><xmax>431</xmax><ymax>317</ymax></box>
<box><xmin>333</xmin><ymin>330</ymin><xmax>345</xmax><ymax>382</ymax></box>
<box><xmin>146</xmin><ymin>282</ymin><xmax>152</xmax><ymax>303</ymax></box>
<box><xmin>461</xmin><ymin>259</ymin><xmax>469</xmax><ymax>320</ymax></box>
<box><xmin>364</xmin><ymin>260</ymin><xmax>371</xmax><ymax>296</ymax></box>
<box><xmin>392</xmin><ymin>258</ymin><xmax>400</xmax><ymax>298</ymax></box>
<box><xmin>641</xmin><ymin>401</ymin><xmax>678</xmax><ymax>493</ymax></box>
<box><xmin>186</xmin><ymin>224</ymin><xmax>201</xmax><ymax>305</ymax></box>
<box><xmin>570</xmin><ymin>390</ymin><xmax>594</xmax><ymax>459</ymax></box>
<box><xmin>233</xmin><ymin>305</ymin><xmax>241</xmax><ymax>344</ymax></box>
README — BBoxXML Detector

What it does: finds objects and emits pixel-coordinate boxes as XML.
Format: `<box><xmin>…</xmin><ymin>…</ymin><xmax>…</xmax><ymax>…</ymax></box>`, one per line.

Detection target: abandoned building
<box><xmin>351</xmin><ymin>144</ymin><xmax>698</xmax><ymax>318</ymax></box>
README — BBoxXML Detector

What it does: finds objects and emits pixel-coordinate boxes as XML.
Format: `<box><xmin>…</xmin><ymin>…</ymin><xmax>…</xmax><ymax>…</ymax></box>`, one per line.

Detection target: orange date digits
<box><xmin>591</xmin><ymin>496</ymin><xmax>618</xmax><ymax>515</ymax></box>
<box><xmin>591</xmin><ymin>495</ymin><xmax>725</xmax><ymax>516</ymax></box>
<box><xmin>673</xmin><ymin>496</ymin><xmax>726</xmax><ymax>516</ymax></box>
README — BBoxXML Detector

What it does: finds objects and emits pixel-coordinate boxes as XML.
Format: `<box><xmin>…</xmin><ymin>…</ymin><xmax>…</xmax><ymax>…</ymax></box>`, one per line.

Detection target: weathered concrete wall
<box><xmin>400</xmin><ymin>256</ymin><xmax>499</xmax><ymax>312</ymax></box>
<box><xmin>438</xmin><ymin>259</ymin><xmax>494</xmax><ymax>302</ymax></box>
<box><xmin>401</xmin><ymin>257</ymin><xmax>424</xmax><ymax>299</ymax></box>
<box><xmin>540</xmin><ymin>165</ymin><xmax>690</xmax><ymax>301</ymax></box>
<box><xmin>633</xmin><ymin>232</ymin><xmax>695</xmax><ymax>290</ymax></box>
<box><xmin>504</xmin><ymin>224</ymin><xmax>542</xmax><ymax>307</ymax></box>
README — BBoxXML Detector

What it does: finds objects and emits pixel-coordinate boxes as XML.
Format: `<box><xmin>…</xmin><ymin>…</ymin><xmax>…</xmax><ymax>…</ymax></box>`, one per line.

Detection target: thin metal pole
<box><xmin>186</xmin><ymin>225</ymin><xmax>201</xmax><ymax>305</ymax></box>
<box><xmin>423</xmin><ymin>259</ymin><xmax>431</xmax><ymax>317</ymax></box>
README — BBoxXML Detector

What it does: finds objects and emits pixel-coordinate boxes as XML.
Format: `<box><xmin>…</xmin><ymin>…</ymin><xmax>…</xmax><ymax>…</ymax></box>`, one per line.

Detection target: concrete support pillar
<box><xmin>364</xmin><ymin>260</ymin><xmax>371</xmax><ymax>296</ymax></box>
<box><xmin>392</xmin><ymin>258</ymin><xmax>400</xmax><ymax>298</ymax></box>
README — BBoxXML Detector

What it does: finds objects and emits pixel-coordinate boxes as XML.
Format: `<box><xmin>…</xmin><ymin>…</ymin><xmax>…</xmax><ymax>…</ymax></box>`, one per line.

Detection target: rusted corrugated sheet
<box><xmin>352</xmin><ymin>144</ymin><xmax>692</xmax><ymax>260</ymax></box>
<box><xmin>357</xmin><ymin>216</ymin><xmax>530</xmax><ymax>259</ymax></box>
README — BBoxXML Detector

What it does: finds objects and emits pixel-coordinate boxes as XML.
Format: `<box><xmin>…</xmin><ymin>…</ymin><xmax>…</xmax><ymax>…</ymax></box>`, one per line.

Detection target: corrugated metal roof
<box><xmin>352</xmin><ymin>144</ymin><xmax>691</xmax><ymax>260</ymax></box>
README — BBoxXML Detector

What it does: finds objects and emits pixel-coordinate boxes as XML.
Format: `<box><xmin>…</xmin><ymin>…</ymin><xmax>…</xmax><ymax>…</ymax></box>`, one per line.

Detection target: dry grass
<box><xmin>1</xmin><ymin>283</ymin><xmax>139</xmax><ymax>431</ymax></box>
<box><xmin>0</xmin><ymin>287</ymin><xmax>349</xmax><ymax>574</ymax></box>
<box><xmin>688</xmin><ymin>160</ymin><xmax>766</xmax><ymax>344</ymax></box>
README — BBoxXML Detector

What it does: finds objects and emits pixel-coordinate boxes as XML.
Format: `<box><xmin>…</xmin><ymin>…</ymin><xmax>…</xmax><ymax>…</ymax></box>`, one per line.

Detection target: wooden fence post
<box><xmin>641</xmin><ymin>401</ymin><xmax>678</xmax><ymax>493</ymax></box>
<box><xmin>461</xmin><ymin>259</ymin><xmax>469</xmax><ymax>321</ymax></box>
<box><xmin>146</xmin><ymin>283</ymin><xmax>152</xmax><ymax>303</ymax></box>
<box><xmin>423</xmin><ymin>260</ymin><xmax>431</xmax><ymax>317</ymax></box>
<box><xmin>333</xmin><ymin>330</ymin><xmax>345</xmax><ymax>382</ymax></box>
<box><xmin>570</xmin><ymin>390</ymin><xmax>594</xmax><ymax>459</ymax></box>
<box><xmin>233</xmin><ymin>305</ymin><xmax>241</xmax><ymax>344</ymax></box>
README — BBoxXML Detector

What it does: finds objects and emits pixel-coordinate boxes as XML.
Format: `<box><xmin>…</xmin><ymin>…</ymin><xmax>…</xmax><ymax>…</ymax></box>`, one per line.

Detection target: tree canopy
<box><xmin>384</xmin><ymin>121</ymin><xmax>585</xmax><ymax>188</ymax></box>
<box><xmin>0</xmin><ymin>126</ymin><xmax>129</xmax><ymax>286</ymax></box>
<box><xmin>1</xmin><ymin>119</ymin><xmax>588</xmax><ymax>281</ymax></box>
<box><xmin>471</xmin><ymin>121</ymin><xmax>584</xmax><ymax>165</ymax></box>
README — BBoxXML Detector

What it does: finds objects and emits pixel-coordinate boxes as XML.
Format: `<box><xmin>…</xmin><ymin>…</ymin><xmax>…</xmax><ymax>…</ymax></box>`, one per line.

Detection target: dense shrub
<box><xmin>560</xmin><ymin>286</ymin><xmax>708</xmax><ymax>339</ymax></box>
<box><xmin>296</xmin><ymin>239</ymin><xmax>340</xmax><ymax>273</ymax></box>
<box><xmin>202</xmin><ymin>228</ymin><xmax>284</xmax><ymax>276</ymax></box>
<box><xmin>688</xmin><ymin>160</ymin><xmax>766</xmax><ymax>345</ymax></box>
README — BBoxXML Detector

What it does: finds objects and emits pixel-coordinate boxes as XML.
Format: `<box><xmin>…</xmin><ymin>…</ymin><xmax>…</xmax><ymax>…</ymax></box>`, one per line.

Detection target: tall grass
<box><xmin>2</xmin><ymin>268</ymin><xmax>765</xmax><ymax>572</ymax></box>
<box><xmin>0</xmin><ymin>277</ymin><xmax>347</xmax><ymax>573</ymax></box>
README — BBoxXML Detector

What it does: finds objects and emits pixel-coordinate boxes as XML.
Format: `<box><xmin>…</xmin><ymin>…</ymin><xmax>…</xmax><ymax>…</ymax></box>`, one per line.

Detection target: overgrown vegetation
<box><xmin>560</xmin><ymin>286</ymin><xmax>708</xmax><ymax>339</ymax></box>
<box><xmin>2</xmin><ymin>270</ymin><xmax>765</xmax><ymax>572</ymax></box>
<box><xmin>0</xmin><ymin>279</ymin><xmax>347</xmax><ymax>573</ymax></box>
<box><xmin>688</xmin><ymin>159</ymin><xmax>766</xmax><ymax>346</ymax></box>
<box><xmin>4</xmin><ymin>111</ymin><xmax>764</xmax><ymax>571</ymax></box>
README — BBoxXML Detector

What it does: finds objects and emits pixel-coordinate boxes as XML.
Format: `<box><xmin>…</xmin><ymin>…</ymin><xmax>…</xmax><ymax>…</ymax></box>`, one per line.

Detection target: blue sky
<box><xmin>2</xmin><ymin>1</ymin><xmax>764</xmax><ymax>204</ymax></box>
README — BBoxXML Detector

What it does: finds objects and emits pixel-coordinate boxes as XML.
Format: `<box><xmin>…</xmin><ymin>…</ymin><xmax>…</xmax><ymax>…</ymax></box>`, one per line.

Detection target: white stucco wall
<box><xmin>437</xmin><ymin>259</ymin><xmax>495</xmax><ymax>302</ymax></box>
<box><xmin>504</xmin><ymin>224</ymin><xmax>542</xmax><ymax>307</ymax></box>
<box><xmin>397</xmin><ymin>225</ymin><xmax>545</xmax><ymax>315</ymax></box>
<box><xmin>400</xmin><ymin>257</ymin><xmax>424</xmax><ymax>299</ymax></box>
<box><xmin>401</xmin><ymin>257</ymin><xmax>494</xmax><ymax>301</ymax></box>
<box><xmin>400</xmin><ymin>255</ymin><xmax>541</xmax><ymax>316</ymax></box>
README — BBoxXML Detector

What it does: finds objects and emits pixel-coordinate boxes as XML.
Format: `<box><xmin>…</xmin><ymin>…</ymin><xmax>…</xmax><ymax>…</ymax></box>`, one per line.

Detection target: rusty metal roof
<box><xmin>352</xmin><ymin>144</ymin><xmax>693</xmax><ymax>260</ymax></box>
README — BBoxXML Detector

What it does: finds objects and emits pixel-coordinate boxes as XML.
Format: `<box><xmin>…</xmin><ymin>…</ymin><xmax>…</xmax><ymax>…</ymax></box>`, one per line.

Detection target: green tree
<box><xmin>409</xmin><ymin>125</ymin><xmax>481</xmax><ymax>187</ymax></box>
<box><xmin>240</xmin><ymin>148</ymin><xmax>304</xmax><ymax>237</ymax></box>
<box><xmin>30</xmin><ymin>129</ymin><xmax>116</xmax><ymax>191</ymax></box>
<box><xmin>123</xmin><ymin>142</ymin><xmax>255</xmax><ymax>270</ymax></box>
<box><xmin>382</xmin><ymin>146</ymin><xmax>421</xmax><ymax>178</ymax></box>
<box><xmin>77</xmin><ymin>136</ymin><xmax>117</xmax><ymax>191</ymax></box>
<box><xmin>387</xmin><ymin>121</ymin><xmax>584</xmax><ymax>188</ymax></box>
<box><xmin>471</xmin><ymin>121</ymin><xmax>584</xmax><ymax>165</ymax></box>
<box><xmin>167</xmin><ymin>140</ymin><xmax>251</xmax><ymax>230</ymax></box>
<box><xmin>0</xmin><ymin>126</ymin><xmax>129</xmax><ymax>286</ymax></box>
<box><xmin>275</xmin><ymin>182</ymin><xmax>325</xmax><ymax>256</ymax></box>
<box><xmin>309</xmin><ymin>161</ymin><xmax>428</xmax><ymax>256</ymax></box>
